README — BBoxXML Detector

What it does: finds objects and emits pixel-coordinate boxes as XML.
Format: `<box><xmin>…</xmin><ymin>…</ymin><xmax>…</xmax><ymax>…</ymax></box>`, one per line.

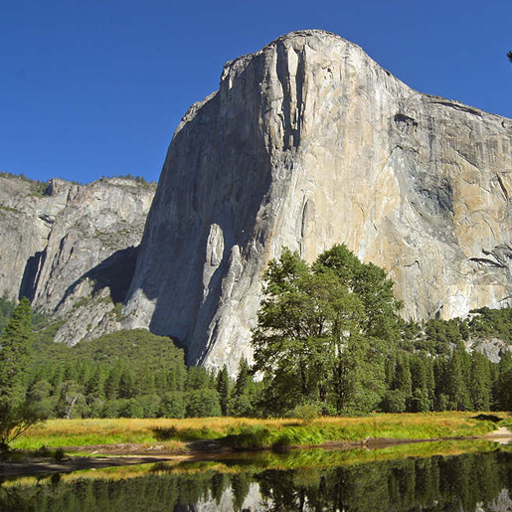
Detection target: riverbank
<box><xmin>2</xmin><ymin>429</ymin><xmax>511</xmax><ymax>478</ymax></box>
<box><xmin>10</xmin><ymin>412</ymin><xmax>506</xmax><ymax>452</ymax></box>
<box><xmin>0</xmin><ymin>411</ymin><xmax>505</xmax><ymax>476</ymax></box>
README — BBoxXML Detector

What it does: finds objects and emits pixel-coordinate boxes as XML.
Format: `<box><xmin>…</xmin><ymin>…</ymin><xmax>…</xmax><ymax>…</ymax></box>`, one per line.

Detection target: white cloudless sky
<box><xmin>1</xmin><ymin>0</ymin><xmax>511</xmax><ymax>183</ymax></box>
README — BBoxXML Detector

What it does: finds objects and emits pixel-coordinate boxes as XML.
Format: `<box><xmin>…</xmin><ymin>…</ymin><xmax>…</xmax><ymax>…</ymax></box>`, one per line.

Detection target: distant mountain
<box><xmin>0</xmin><ymin>173</ymin><xmax>155</xmax><ymax>345</ymax></box>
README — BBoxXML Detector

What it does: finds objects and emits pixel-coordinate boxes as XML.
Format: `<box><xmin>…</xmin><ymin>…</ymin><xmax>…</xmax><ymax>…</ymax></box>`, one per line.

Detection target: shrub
<box><xmin>54</xmin><ymin>447</ymin><xmax>65</xmax><ymax>461</ymax></box>
<box><xmin>291</xmin><ymin>402</ymin><xmax>322</xmax><ymax>422</ymax></box>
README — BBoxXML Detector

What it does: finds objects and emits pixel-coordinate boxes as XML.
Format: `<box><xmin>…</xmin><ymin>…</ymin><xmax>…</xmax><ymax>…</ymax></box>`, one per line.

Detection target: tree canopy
<box><xmin>251</xmin><ymin>244</ymin><xmax>402</xmax><ymax>414</ymax></box>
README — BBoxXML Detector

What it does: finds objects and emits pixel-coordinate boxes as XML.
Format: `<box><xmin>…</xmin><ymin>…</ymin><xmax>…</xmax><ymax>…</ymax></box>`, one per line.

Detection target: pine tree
<box><xmin>495</xmin><ymin>351</ymin><xmax>512</xmax><ymax>410</ymax></box>
<box><xmin>447</xmin><ymin>348</ymin><xmax>471</xmax><ymax>411</ymax></box>
<box><xmin>393</xmin><ymin>354</ymin><xmax>412</xmax><ymax>397</ymax></box>
<box><xmin>0</xmin><ymin>297</ymin><xmax>43</xmax><ymax>449</ymax></box>
<box><xmin>470</xmin><ymin>352</ymin><xmax>491</xmax><ymax>411</ymax></box>
<box><xmin>216</xmin><ymin>365</ymin><xmax>230</xmax><ymax>416</ymax></box>
<box><xmin>0</xmin><ymin>297</ymin><xmax>32</xmax><ymax>403</ymax></box>
<box><xmin>232</xmin><ymin>358</ymin><xmax>257</xmax><ymax>417</ymax></box>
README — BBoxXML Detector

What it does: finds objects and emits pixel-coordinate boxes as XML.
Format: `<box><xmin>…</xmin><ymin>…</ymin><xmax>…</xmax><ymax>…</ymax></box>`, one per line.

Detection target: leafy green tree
<box><xmin>0</xmin><ymin>298</ymin><xmax>32</xmax><ymax>401</ymax></box>
<box><xmin>0</xmin><ymin>295</ymin><xmax>15</xmax><ymax>337</ymax></box>
<box><xmin>252</xmin><ymin>245</ymin><xmax>401</xmax><ymax>414</ymax></box>
<box><xmin>381</xmin><ymin>388</ymin><xmax>407</xmax><ymax>412</ymax></box>
<box><xmin>0</xmin><ymin>298</ymin><xmax>44</xmax><ymax>449</ymax></box>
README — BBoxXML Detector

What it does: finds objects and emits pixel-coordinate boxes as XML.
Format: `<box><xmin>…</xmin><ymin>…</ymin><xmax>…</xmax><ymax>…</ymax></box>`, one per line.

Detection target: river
<box><xmin>2</xmin><ymin>441</ymin><xmax>512</xmax><ymax>511</ymax></box>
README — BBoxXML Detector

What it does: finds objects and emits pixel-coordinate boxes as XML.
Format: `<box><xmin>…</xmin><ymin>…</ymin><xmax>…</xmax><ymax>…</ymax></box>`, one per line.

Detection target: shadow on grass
<box><xmin>152</xmin><ymin>427</ymin><xmax>221</xmax><ymax>442</ymax></box>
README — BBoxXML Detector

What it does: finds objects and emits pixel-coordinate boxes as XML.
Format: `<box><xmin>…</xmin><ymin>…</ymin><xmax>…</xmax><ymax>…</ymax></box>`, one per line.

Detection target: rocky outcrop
<box><xmin>465</xmin><ymin>336</ymin><xmax>512</xmax><ymax>363</ymax></box>
<box><xmin>123</xmin><ymin>30</ymin><xmax>512</xmax><ymax>374</ymax></box>
<box><xmin>0</xmin><ymin>174</ymin><xmax>155</xmax><ymax>345</ymax></box>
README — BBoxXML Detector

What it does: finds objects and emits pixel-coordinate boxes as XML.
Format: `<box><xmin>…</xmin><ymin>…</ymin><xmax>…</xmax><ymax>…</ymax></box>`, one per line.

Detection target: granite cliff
<box><xmin>123</xmin><ymin>30</ymin><xmax>512</xmax><ymax>373</ymax></box>
<box><xmin>0</xmin><ymin>174</ymin><xmax>155</xmax><ymax>345</ymax></box>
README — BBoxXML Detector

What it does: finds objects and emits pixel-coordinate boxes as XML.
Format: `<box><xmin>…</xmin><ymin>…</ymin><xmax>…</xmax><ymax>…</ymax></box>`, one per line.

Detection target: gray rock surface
<box><xmin>124</xmin><ymin>30</ymin><xmax>512</xmax><ymax>374</ymax></box>
<box><xmin>465</xmin><ymin>336</ymin><xmax>512</xmax><ymax>363</ymax></box>
<box><xmin>0</xmin><ymin>174</ymin><xmax>155</xmax><ymax>345</ymax></box>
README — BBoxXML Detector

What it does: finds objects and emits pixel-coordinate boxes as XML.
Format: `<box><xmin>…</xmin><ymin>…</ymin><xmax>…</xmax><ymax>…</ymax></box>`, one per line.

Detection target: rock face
<box><xmin>0</xmin><ymin>175</ymin><xmax>155</xmax><ymax>345</ymax></box>
<box><xmin>124</xmin><ymin>29</ymin><xmax>512</xmax><ymax>374</ymax></box>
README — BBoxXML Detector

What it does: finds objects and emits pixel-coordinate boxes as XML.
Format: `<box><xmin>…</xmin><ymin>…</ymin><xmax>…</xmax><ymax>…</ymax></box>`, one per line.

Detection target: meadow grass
<box><xmin>11</xmin><ymin>412</ymin><xmax>504</xmax><ymax>450</ymax></box>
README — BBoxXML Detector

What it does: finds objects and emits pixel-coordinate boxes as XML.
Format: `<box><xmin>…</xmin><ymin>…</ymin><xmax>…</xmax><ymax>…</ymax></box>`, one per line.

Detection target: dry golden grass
<box><xmin>12</xmin><ymin>411</ymin><xmax>508</xmax><ymax>451</ymax></box>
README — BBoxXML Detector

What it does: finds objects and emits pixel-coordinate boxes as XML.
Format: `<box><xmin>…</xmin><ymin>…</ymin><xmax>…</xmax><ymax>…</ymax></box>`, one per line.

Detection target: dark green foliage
<box><xmin>0</xmin><ymin>298</ymin><xmax>45</xmax><ymax>449</ymax></box>
<box><xmin>186</xmin><ymin>389</ymin><xmax>221</xmax><ymax>417</ymax></box>
<box><xmin>0</xmin><ymin>295</ymin><xmax>15</xmax><ymax>336</ymax></box>
<box><xmin>253</xmin><ymin>245</ymin><xmax>402</xmax><ymax>415</ymax></box>
<box><xmin>231</xmin><ymin>358</ymin><xmax>261</xmax><ymax>417</ymax></box>
<box><xmin>468</xmin><ymin>307</ymin><xmax>512</xmax><ymax>342</ymax></box>
<box><xmin>0</xmin><ymin>298</ymin><xmax>33</xmax><ymax>403</ymax></box>
<box><xmin>470</xmin><ymin>352</ymin><xmax>491</xmax><ymax>411</ymax></box>
<box><xmin>6</xmin><ymin>253</ymin><xmax>512</xmax><ymax>420</ymax></box>
<box><xmin>216</xmin><ymin>365</ymin><xmax>230</xmax><ymax>416</ymax></box>
<box><xmin>20</xmin><ymin>329</ymin><xmax>232</xmax><ymax>419</ymax></box>
<box><xmin>381</xmin><ymin>389</ymin><xmax>407</xmax><ymax>412</ymax></box>
<box><xmin>495</xmin><ymin>351</ymin><xmax>512</xmax><ymax>410</ymax></box>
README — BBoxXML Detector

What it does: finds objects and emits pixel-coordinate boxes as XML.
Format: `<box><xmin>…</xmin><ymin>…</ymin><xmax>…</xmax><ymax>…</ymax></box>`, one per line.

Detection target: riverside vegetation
<box><xmin>1</xmin><ymin>245</ymin><xmax>512</xmax><ymax>450</ymax></box>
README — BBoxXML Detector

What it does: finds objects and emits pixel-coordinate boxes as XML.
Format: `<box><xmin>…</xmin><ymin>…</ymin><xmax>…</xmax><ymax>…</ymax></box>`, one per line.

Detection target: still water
<box><xmin>2</xmin><ymin>442</ymin><xmax>512</xmax><ymax>511</ymax></box>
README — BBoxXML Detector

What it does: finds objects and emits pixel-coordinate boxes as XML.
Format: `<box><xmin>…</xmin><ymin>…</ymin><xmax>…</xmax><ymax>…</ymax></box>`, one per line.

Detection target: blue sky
<box><xmin>1</xmin><ymin>0</ymin><xmax>511</xmax><ymax>184</ymax></box>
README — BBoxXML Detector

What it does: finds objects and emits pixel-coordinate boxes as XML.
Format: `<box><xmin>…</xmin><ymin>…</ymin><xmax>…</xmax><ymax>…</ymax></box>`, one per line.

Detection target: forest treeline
<box><xmin>1</xmin><ymin>292</ymin><xmax>512</xmax><ymax>419</ymax></box>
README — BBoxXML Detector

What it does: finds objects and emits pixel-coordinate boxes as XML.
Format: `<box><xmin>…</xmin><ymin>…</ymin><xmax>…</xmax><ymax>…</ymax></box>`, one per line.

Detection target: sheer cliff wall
<box><xmin>123</xmin><ymin>30</ymin><xmax>512</xmax><ymax>373</ymax></box>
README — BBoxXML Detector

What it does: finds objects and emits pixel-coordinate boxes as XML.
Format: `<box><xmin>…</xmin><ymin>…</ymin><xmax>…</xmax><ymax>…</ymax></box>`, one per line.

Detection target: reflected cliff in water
<box><xmin>3</xmin><ymin>446</ymin><xmax>512</xmax><ymax>511</ymax></box>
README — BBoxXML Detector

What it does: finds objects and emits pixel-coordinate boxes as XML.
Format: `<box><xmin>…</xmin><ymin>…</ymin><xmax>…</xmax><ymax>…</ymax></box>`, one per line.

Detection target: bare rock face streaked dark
<box><xmin>0</xmin><ymin>175</ymin><xmax>155</xmax><ymax>345</ymax></box>
<box><xmin>123</xmin><ymin>30</ymin><xmax>512</xmax><ymax>373</ymax></box>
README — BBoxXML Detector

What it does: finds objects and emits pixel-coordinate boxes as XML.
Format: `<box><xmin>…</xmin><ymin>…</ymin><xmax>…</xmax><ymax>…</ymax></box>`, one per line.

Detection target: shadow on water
<box><xmin>4</xmin><ymin>444</ymin><xmax>512</xmax><ymax>511</ymax></box>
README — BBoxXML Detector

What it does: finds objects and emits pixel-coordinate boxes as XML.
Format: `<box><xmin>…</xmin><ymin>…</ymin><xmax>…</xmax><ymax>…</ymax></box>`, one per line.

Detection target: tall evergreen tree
<box><xmin>470</xmin><ymin>352</ymin><xmax>491</xmax><ymax>411</ymax></box>
<box><xmin>0</xmin><ymin>297</ymin><xmax>43</xmax><ymax>449</ymax></box>
<box><xmin>447</xmin><ymin>348</ymin><xmax>471</xmax><ymax>411</ymax></box>
<box><xmin>0</xmin><ymin>297</ymin><xmax>33</xmax><ymax>403</ymax></box>
<box><xmin>216</xmin><ymin>365</ymin><xmax>230</xmax><ymax>416</ymax></box>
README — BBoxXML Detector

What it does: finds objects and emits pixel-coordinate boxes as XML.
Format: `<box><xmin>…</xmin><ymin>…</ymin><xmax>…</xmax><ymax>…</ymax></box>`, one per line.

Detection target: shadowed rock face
<box><xmin>123</xmin><ymin>29</ymin><xmax>512</xmax><ymax>373</ymax></box>
<box><xmin>0</xmin><ymin>176</ymin><xmax>155</xmax><ymax>345</ymax></box>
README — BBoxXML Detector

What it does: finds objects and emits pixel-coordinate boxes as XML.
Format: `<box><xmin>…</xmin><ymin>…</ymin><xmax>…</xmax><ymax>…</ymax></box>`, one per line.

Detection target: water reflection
<box><xmin>2</xmin><ymin>447</ymin><xmax>512</xmax><ymax>511</ymax></box>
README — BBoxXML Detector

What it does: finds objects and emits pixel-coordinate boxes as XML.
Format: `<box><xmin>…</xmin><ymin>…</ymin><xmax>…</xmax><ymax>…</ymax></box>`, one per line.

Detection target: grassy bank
<box><xmin>3</xmin><ymin>439</ymin><xmax>500</xmax><ymax>488</ymax></box>
<box><xmin>11</xmin><ymin>412</ymin><xmax>504</xmax><ymax>451</ymax></box>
